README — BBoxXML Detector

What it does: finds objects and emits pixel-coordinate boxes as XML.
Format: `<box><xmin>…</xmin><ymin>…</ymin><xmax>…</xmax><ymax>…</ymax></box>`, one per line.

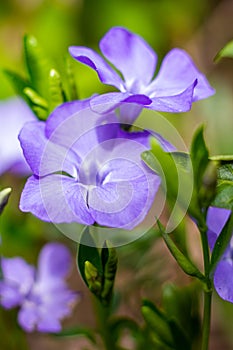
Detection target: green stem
<box><xmin>201</xmin><ymin>291</ymin><xmax>212</xmax><ymax>350</ymax></box>
<box><xmin>199</xmin><ymin>224</ymin><xmax>212</xmax><ymax>350</ymax></box>
<box><xmin>93</xmin><ymin>297</ymin><xmax>117</xmax><ymax>350</ymax></box>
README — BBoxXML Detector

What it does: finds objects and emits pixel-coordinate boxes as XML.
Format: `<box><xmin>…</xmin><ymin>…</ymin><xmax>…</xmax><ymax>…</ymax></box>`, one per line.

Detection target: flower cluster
<box><xmin>0</xmin><ymin>243</ymin><xmax>79</xmax><ymax>332</ymax></box>
<box><xmin>17</xmin><ymin>26</ymin><xmax>215</xmax><ymax>231</ymax></box>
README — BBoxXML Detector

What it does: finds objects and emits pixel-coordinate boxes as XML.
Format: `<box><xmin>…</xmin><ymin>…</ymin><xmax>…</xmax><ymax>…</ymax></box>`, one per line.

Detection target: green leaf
<box><xmin>210</xmin><ymin>212</ymin><xmax>233</xmax><ymax>274</ymax></box>
<box><xmin>142</xmin><ymin>138</ymin><xmax>194</xmax><ymax>229</ymax></box>
<box><xmin>3</xmin><ymin>69</ymin><xmax>32</xmax><ymax>101</ymax></box>
<box><xmin>100</xmin><ymin>241</ymin><xmax>118</xmax><ymax>304</ymax></box>
<box><xmin>162</xmin><ymin>283</ymin><xmax>200</xmax><ymax>346</ymax></box>
<box><xmin>77</xmin><ymin>227</ymin><xmax>103</xmax><ymax>287</ymax></box>
<box><xmin>169</xmin><ymin>151</ymin><xmax>191</xmax><ymax>171</ymax></box>
<box><xmin>212</xmin><ymin>163</ymin><xmax>233</xmax><ymax>210</ymax></box>
<box><xmin>190</xmin><ymin>125</ymin><xmax>209</xmax><ymax>191</ymax></box>
<box><xmin>214</xmin><ymin>40</ymin><xmax>233</xmax><ymax>62</ymax></box>
<box><xmin>0</xmin><ymin>188</ymin><xmax>12</xmax><ymax>215</ymax></box>
<box><xmin>212</xmin><ymin>183</ymin><xmax>233</xmax><ymax>210</ymax></box>
<box><xmin>141</xmin><ymin>300</ymin><xmax>174</xmax><ymax>348</ymax></box>
<box><xmin>23</xmin><ymin>87</ymin><xmax>48</xmax><ymax>120</ymax></box>
<box><xmin>23</xmin><ymin>35</ymin><xmax>53</xmax><ymax>97</ymax></box>
<box><xmin>157</xmin><ymin>220</ymin><xmax>205</xmax><ymax>281</ymax></box>
<box><xmin>218</xmin><ymin>163</ymin><xmax>233</xmax><ymax>181</ymax></box>
<box><xmin>65</xmin><ymin>56</ymin><xmax>79</xmax><ymax>101</ymax></box>
<box><xmin>48</xmin><ymin>69</ymin><xmax>67</xmax><ymax>113</ymax></box>
<box><xmin>52</xmin><ymin>326</ymin><xmax>96</xmax><ymax>343</ymax></box>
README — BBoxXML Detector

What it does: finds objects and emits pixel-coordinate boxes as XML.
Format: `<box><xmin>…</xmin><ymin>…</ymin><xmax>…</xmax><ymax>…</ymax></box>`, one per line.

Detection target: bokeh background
<box><xmin>0</xmin><ymin>0</ymin><xmax>233</xmax><ymax>349</ymax></box>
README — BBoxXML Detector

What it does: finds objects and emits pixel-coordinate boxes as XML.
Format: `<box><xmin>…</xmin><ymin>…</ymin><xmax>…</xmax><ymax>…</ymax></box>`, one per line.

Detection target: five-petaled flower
<box><xmin>69</xmin><ymin>26</ymin><xmax>215</xmax><ymax>123</ymax></box>
<box><xmin>207</xmin><ymin>206</ymin><xmax>233</xmax><ymax>303</ymax></box>
<box><xmin>19</xmin><ymin>100</ymin><xmax>165</xmax><ymax>230</ymax></box>
<box><xmin>0</xmin><ymin>97</ymin><xmax>35</xmax><ymax>176</ymax></box>
<box><xmin>0</xmin><ymin>242</ymin><xmax>79</xmax><ymax>332</ymax></box>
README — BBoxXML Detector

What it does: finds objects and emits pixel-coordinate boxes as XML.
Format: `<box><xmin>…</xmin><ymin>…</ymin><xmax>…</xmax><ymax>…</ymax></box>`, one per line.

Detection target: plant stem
<box><xmin>201</xmin><ymin>290</ymin><xmax>212</xmax><ymax>350</ymax></box>
<box><xmin>200</xmin><ymin>224</ymin><xmax>212</xmax><ymax>350</ymax></box>
<box><xmin>93</xmin><ymin>297</ymin><xmax>117</xmax><ymax>350</ymax></box>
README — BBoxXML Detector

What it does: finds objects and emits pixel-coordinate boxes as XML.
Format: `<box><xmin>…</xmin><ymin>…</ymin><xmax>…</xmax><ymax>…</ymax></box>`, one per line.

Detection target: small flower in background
<box><xmin>19</xmin><ymin>101</ymin><xmax>164</xmax><ymax>229</ymax></box>
<box><xmin>207</xmin><ymin>206</ymin><xmax>233</xmax><ymax>303</ymax></box>
<box><xmin>0</xmin><ymin>242</ymin><xmax>79</xmax><ymax>332</ymax></box>
<box><xmin>0</xmin><ymin>97</ymin><xmax>36</xmax><ymax>176</ymax></box>
<box><xmin>69</xmin><ymin>26</ymin><xmax>215</xmax><ymax>123</ymax></box>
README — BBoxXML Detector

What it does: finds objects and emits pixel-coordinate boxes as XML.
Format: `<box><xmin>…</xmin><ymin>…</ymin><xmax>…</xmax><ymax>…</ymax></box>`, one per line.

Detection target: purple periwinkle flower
<box><xmin>69</xmin><ymin>27</ymin><xmax>215</xmax><ymax>122</ymax></box>
<box><xmin>207</xmin><ymin>206</ymin><xmax>233</xmax><ymax>303</ymax></box>
<box><xmin>0</xmin><ymin>243</ymin><xmax>78</xmax><ymax>332</ymax></box>
<box><xmin>19</xmin><ymin>101</ymin><xmax>162</xmax><ymax>229</ymax></box>
<box><xmin>0</xmin><ymin>97</ymin><xmax>35</xmax><ymax>176</ymax></box>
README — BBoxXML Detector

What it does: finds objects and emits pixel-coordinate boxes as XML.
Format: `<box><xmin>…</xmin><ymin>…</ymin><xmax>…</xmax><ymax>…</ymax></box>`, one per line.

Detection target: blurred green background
<box><xmin>1</xmin><ymin>0</ymin><xmax>233</xmax><ymax>349</ymax></box>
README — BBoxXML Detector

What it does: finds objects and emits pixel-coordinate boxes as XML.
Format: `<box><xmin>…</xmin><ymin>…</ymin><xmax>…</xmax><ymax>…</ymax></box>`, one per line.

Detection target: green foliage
<box><xmin>157</xmin><ymin>220</ymin><xmax>205</xmax><ymax>281</ymax></box>
<box><xmin>77</xmin><ymin>228</ymin><xmax>117</xmax><ymax>306</ymax></box>
<box><xmin>162</xmin><ymin>283</ymin><xmax>201</xmax><ymax>346</ymax></box>
<box><xmin>212</xmin><ymin>163</ymin><xmax>233</xmax><ymax>210</ymax></box>
<box><xmin>77</xmin><ymin>227</ymin><xmax>103</xmax><ymax>287</ymax></box>
<box><xmin>142</xmin><ymin>138</ymin><xmax>194</xmax><ymax>229</ymax></box>
<box><xmin>4</xmin><ymin>35</ymin><xmax>79</xmax><ymax>120</ymax></box>
<box><xmin>189</xmin><ymin>125</ymin><xmax>218</xmax><ymax>217</ymax></box>
<box><xmin>215</xmin><ymin>39</ymin><xmax>233</xmax><ymax>62</ymax></box>
<box><xmin>142</xmin><ymin>299</ymin><xmax>191</xmax><ymax>350</ymax></box>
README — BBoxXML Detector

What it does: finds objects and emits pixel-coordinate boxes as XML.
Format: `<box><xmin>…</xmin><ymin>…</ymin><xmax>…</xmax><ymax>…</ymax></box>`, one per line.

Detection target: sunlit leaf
<box><xmin>215</xmin><ymin>40</ymin><xmax>233</xmax><ymax>62</ymax></box>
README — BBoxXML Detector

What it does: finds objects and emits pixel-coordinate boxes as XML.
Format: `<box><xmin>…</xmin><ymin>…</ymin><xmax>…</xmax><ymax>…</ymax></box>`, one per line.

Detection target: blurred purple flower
<box><xmin>69</xmin><ymin>26</ymin><xmax>214</xmax><ymax>122</ymax></box>
<box><xmin>207</xmin><ymin>206</ymin><xmax>233</xmax><ymax>303</ymax></box>
<box><xmin>0</xmin><ymin>97</ymin><xmax>36</xmax><ymax>176</ymax></box>
<box><xmin>19</xmin><ymin>100</ymin><xmax>164</xmax><ymax>229</ymax></box>
<box><xmin>0</xmin><ymin>242</ymin><xmax>78</xmax><ymax>332</ymax></box>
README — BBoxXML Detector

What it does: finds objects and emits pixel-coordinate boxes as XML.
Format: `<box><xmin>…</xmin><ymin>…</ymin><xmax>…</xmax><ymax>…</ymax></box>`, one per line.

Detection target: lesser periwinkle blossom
<box><xmin>0</xmin><ymin>243</ymin><xmax>79</xmax><ymax>332</ymax></box>
<box><xmin>19</xmin><ymin>101</ymin><xmax>165</xmax><ymax>230</ymax></box>
<box><xmin>69</xmin><ymin>26</ymin><xmax>215</xmax><ymax>122</ymax></box>
<box><xmin>207</xmin><ymin>206</ymin><xmax>233</xmax><ymax>303</ymax></box>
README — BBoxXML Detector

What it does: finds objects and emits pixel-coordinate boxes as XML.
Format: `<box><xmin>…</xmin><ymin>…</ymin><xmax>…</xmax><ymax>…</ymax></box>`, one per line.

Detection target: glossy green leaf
<box><xmin>23</xmin><ymin>35</ymin><xmax>53</xmax><ymax>97</ymax></box>
<box><xmin>52</xmin><ymin>326</ymin><xmax>96</xmax><ymax>343</ymax></box>
<box><xmin>77</xmin><ymin>227</ymin><xmax>103</xmax><ymax>287</ymax></box>
<box><xmin>214</xmin><ymin>40</ymin><xmax>233</xmax><ymax>62</ymax></box>
<box><xmin>157</xmin><ymin>220</ymin><xmax>205</xmax><ymax>281</ymax></box>
<box><xmin>23</xmin><ymin>87</ymin><xmax>48</xmax><ymax>120</ymax></box>
<box><xmin>210</xmin><ymin>212</ymin><xmax>233</xmax><ymax>275</ymax></box>
<box><xmin>48</xmin><ymin>69</ymin><xmax>67</xmax><ymax>113</ymax></box>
